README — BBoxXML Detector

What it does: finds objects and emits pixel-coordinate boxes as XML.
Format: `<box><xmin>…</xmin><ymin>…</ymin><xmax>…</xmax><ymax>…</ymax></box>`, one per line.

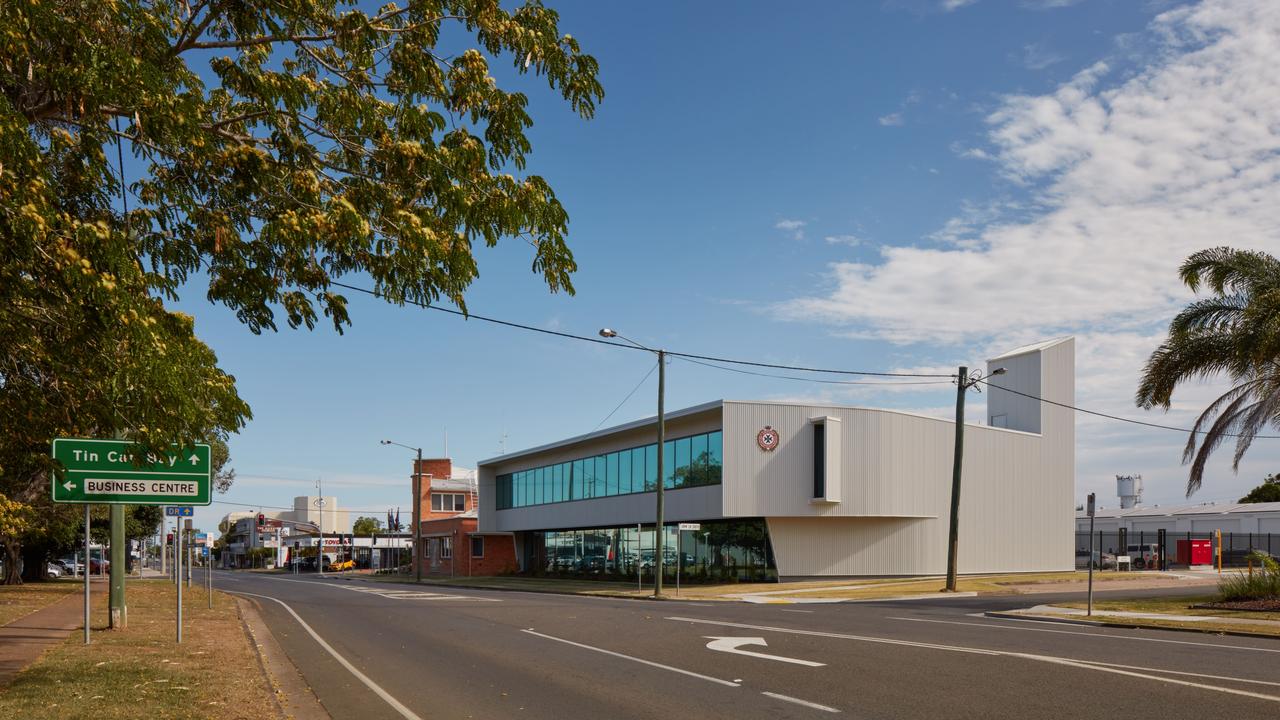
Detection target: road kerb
<box><xmin>237</xmin><ymin>596</ymin><xmax>331</xmax><ymax>720</ymax></box>
<box><xmin>983</xmin><ymin>609</ymin><xmax>1280</xmax><ymax>641</ymax></box>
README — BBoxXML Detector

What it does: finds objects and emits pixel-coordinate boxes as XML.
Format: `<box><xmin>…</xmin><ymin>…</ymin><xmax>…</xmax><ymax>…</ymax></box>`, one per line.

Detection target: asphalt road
<box><xmin>214</xmin><ymin>571</ymin><xmax>1280</xmax><ymax>719</ymax></box>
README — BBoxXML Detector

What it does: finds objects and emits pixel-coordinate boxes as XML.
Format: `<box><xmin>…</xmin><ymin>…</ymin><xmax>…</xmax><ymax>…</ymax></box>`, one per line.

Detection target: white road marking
<box><xmin>1068</xmin><ymin>659</ymin><xmax>1280</xmax><ymax>688</ymax></box>
<box><xmin>667</xmin><ymin>616</ymin><xmax>1280</xmax><ymax>704</ymax></box>
<box><xmin>229</xmin><ymin>590</ymin><xmax>425</xmax><ymax>720</ymax></box>
<box><xmin>704</xmin><ymin>636</ymin><xmax>826</xmax><ymax>667</ymax></box>
<box><xmin>780</xmin><ymin>609</ymin><xmax>815</xmax><ymax>614</ymax></box>
<box><xmin>762</xmin><ymin>691</ymin><xmax>841</xmax><ymax>713</ymax></box>
<box><xmin>520</xmin><ymin>629</ymin><xmax>741</xmax><ymax>688</ymax></box>
<box><xmin>887</xmin><ymin>616</ymin><xmax>1280</xmax><ymax>654</ymax></box>
<box><xmin>224</xmin><ymin>573</ymin><xmax>500</xmax><ymax>601</ymax></box>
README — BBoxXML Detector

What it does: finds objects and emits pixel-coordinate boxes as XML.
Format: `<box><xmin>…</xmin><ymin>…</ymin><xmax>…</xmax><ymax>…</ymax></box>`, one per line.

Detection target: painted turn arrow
<box><xmin>704</xmin><ymin>637</ymin><xmax>826</xmax><ymax>667</ymax></box>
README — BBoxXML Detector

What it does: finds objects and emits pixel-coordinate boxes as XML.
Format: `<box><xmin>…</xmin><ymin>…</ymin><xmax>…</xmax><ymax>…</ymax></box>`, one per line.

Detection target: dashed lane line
<box><xmin>762</xmin><ymin>691</ymin><xmax>841</xmax><ymax>713</ymax></box>
<box><xmin>520</xmin><ymin>628</ymin><xmax>741</xmax><ymax>688</ymax></box>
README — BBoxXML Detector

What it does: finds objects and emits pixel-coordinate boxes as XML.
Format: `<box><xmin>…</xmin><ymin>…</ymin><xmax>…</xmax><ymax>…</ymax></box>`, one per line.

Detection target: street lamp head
<box><xmin>598</xmin><ymin>328</ymin><xmax>617</xmax><ymax>338</ymax></box>
<box><xmin>379</xmin><ymin>440</ymin><xmax>391</xmax><ymax>445</ymax></box>
<box><xmin>991</xmin><ymin>367</ymin><xmax>1007</xmax><ymax>376</ymax></box>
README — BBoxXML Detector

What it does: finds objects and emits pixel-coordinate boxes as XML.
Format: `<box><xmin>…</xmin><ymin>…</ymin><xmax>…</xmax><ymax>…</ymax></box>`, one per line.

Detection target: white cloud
<box><xmin>824</xmin><ymin>234</ymin><xmax>863</xmax><ymax>247</ymax></box>
<box><xmin>942</xmin><ymin>0</ymin><xmax>979</xmax><ymax>10</ymax></box>
<box><xmin>1020</xmin><ymin>42</ymin><xmax>1067</xmax><ymax>70</ymax></box>
<box><xmin>1022</xmin><ymin>0</ymin><xmax>1085</xmax><ymax>8</ymax></box>
<box><xmin>776</xmin><ymin>0</ymin><xmax>1280</xmax><ymax>499</ymax></box>
<box><xmin>775</xmin><ymin>218</ymin><xmax>807</xmax><ymax>240</ymax></box>
<box><xmin>878</xmin><ymin>112</ymin><xmax>904</xmax><ymax>127</ymax></box>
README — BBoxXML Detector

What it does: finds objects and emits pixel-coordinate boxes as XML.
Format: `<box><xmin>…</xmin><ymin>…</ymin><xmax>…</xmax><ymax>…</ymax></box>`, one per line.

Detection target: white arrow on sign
<box><xmin>63</xmin><ymin>481</ymin><xmax>76</xmax><ymax>492</ymax></box>
<box><xmin>704</xmin><ymin>637</ymin><xmax>825</xmax><ymax>667</ymax></box>
<box><xmin>189</xmin><ymin>453</ymin><xmax>199</xmax><ymax>466</ymax></box>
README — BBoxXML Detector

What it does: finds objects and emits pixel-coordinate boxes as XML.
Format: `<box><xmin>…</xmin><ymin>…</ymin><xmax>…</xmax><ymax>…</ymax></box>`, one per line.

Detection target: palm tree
<box><xmin>1136</xmin><ymin>247</ymin><xmax>1280</xmax><ymax>497</ymax></box>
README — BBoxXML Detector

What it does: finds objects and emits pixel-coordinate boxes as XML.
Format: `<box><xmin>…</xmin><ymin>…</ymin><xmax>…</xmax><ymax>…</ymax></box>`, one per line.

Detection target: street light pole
<box><xmin>944</xmin><ymin>365</ymin><xmax>1005</xmax><ymax>593</ymax></box>
<box><xmin>600</xmin><ymin>329</ymin><xmax>666</xmax><ymax>598</ymax></box>
<box><xmin>382</xmin><ymin>440</ymin><xmax>424</xmax><ymax>583</ymax></box>
<box><xmin>316</xmin><ymin>478</ymin><xmax>325</xmax><ymax>577</ymax></box>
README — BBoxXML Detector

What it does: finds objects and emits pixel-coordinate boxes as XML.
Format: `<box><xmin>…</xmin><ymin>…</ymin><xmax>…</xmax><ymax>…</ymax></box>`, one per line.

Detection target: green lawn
<box><xmin>0</xmin><ymin>580</ymin><xmax>276</xmax><ymax>719</ymax></box>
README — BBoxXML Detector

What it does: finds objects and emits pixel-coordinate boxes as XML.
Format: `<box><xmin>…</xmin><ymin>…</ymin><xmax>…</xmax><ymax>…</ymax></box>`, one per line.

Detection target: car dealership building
<box><xmin>478</xmin><ymin>338</ymin><xmax>1074</xmax><ymax>580</ymax></box>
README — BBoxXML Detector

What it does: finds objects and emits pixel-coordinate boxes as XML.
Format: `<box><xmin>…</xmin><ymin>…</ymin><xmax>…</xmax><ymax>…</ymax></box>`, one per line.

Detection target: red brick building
<box><xmin>420</xmin><ymin>510</ymin><xmax>517</xmax><ymax>577</ymax></box>
<box><xmin>410</xmin><ymin>458</ymin><xmax>514</xmax><ymax>576</ymax></box>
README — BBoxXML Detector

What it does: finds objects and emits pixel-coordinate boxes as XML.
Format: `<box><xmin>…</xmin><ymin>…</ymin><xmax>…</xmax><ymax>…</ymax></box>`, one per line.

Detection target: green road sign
<box><xmin>51</xmin><ymin>438</ymin><xmax>212</xmax><ymax>505</ymax></box>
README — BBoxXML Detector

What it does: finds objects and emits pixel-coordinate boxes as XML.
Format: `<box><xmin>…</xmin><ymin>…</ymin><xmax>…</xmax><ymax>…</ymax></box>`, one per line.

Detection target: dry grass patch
<box><xmin>1058</xmin><ymin>595</ymin><xmax>1280</xmax><ymax>622</ymax></box>
<box><xmin>0</xmin><ymin>579</ymin><xmax>275</xmax><ymax>720</ymax></box>
<box><xmin>0</xmin><ymin>581</ymin><xmax>79</xmax><ymax>627</ymax></box>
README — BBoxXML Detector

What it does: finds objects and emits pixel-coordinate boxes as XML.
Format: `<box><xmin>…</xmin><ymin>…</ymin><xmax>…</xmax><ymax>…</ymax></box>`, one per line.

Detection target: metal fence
<box><xmin>1075</xmin><ymin>530</ymin><xmax>1279</xmax><ymax>570</ymax></box>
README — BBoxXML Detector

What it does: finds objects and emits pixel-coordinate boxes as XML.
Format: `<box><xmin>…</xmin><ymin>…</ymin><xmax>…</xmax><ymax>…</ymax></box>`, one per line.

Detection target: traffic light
<box><xmin>166</xmin><ymin>533</ymin><xmax>173</xmax><ymax>544</ymax></box>
<box><xmin>256</xmin><ymin>513</ymin><xmax>265</xmax><ymax>527</ymax></box>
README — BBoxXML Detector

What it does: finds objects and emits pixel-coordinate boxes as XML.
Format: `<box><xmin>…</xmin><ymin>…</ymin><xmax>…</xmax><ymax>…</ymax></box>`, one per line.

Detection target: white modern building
<box><xmin>478</xmin><ymin>338</ymin><xmax>1075</xmax><ymax>580</ymax></box>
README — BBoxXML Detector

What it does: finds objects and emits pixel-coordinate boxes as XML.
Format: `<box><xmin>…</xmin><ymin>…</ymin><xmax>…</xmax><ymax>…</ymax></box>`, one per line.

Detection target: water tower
<box><xmin>1116</xmin><ymin>474</ymin><xmax>1143</xmax><ymax>509</ymax></box>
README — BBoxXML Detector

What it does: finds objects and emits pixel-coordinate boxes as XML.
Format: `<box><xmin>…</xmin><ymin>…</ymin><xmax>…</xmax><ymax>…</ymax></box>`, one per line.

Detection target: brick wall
<box><xmin>421</xmin><ymin>517</ymin><xmax>516</xmax><ymax>576</ymax></box>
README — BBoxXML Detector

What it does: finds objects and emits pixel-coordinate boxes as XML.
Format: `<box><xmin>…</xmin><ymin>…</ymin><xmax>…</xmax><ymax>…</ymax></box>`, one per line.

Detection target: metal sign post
<box><xmin>175</xmin><ymin>523</ymin><xmax>183</xmax><ymax>644</ymax></box>
<box><xmin>83</xmin><ymin>504</ymin><xmax>91</xmax><ymax>644</ymax></box>
<box><xmin>206</xmin><ymin>545</ymin><xmax>212</xmax><ymax>609</ymax></box>
<box><xmin>1086</xmin><ymin>493</ymin><xmax>1096</xmax><ymax>617</ymax></box>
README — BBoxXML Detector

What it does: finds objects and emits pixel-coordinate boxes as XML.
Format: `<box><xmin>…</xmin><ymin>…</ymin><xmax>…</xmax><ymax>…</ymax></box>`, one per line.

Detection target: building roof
<box><xmin>1076</xmin><ymin>501</ymin><xmax>1280</xmax><ymax>520</ymax></box>
<box><xmin>988</xmin><ymin>336</ymin><xmax>1072</xmax><ymax>362</ymax></box>
<box><xmin>477</xmin><ymin>400</ymin><xmax>724</xmax><ymax>466</ymax></box>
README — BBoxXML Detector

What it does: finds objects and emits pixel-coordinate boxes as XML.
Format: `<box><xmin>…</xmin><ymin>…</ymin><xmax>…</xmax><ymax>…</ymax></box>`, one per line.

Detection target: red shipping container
<box><xmin>1176</xmin><ymin>538</ymin><xmax>1213</xmax><ymax>566</ymax></box>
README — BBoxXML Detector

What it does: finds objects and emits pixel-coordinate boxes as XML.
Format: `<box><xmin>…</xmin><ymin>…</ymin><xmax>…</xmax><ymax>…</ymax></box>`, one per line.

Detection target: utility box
<box><xmin>1176</xmin><ymin>538</ymin><xmax>1212</xmax><ymax>566</ymax></box>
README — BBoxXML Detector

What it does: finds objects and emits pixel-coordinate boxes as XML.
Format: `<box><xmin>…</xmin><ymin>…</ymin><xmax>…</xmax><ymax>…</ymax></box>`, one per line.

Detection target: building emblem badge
<box><xmin>756</xmin><ymin>426</ymin><xmax>779</xmax><ymax>452</ymax></box>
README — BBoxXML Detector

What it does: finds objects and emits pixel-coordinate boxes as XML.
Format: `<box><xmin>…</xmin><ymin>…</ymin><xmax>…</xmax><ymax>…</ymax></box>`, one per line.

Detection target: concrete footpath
<box><xmin>0</xmin><ymin>582</ymin><xmax>100</xmax><ymax>687</ymax></box>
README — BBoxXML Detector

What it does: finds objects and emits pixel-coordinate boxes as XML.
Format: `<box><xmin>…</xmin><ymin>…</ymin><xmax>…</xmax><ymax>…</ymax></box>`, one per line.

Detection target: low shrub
<box><xmin>1217</xmin><ymin>551</ymin><xmax>1280</xmax><ymax>602</ymax></box>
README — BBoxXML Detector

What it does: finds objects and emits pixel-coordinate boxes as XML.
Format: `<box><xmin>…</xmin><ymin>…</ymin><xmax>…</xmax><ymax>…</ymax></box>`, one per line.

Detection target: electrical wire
<box><xmin>975</xmin><ymin>378</ymin><xmax>1280</xmax><ymax>439</ymax></box>
<box><xmin>676</xmin><ymin>355</ymin><xmax>955</xmax><ymax>387</ymax></box>
<box><xmin>591</xmin><ymin>360</ymin><xmax>658</xmax><ymax>432</ymax></box>
<box><xmin>328</xmin><ymin>280</ymin><xmax>951</xmax><ymax>378</ymax></box>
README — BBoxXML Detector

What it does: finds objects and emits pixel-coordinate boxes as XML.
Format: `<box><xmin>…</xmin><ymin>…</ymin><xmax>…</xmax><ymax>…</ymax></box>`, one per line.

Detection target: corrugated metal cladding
<box><xmin>477</xmin><ymin>338</ymin><xmax>1074</xmax><ymax>578</ymax></box>
<box><xmin>725</xmin><ymin>337</ymin><xmax>1074</xmax><ymax>577</ymax></box>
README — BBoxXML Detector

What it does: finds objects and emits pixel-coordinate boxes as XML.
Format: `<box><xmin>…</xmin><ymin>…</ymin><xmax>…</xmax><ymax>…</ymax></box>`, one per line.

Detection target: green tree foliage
<box><xmin>1240</xmin><ymin>474</ymin><xmax>1280</xmax><ymax>503</ymax></box>
<box><xmin>4</xmin><ymin>0</ymin><xmax>602</xmax><ymax>335</ymax></box>
<box><xmin>352</xmin><ymin>516</ymin><xmax>382</xmax><ymax>536</ymax></box>
<box><xmin>1</xmin><ymin>1</ymin><xmax>600</xmax><ymax>582</ymax></box>
<box><xmin>1137</xmin><ymin>248</ymin><xmax>1280</xmax><ymax>496</ymax></box>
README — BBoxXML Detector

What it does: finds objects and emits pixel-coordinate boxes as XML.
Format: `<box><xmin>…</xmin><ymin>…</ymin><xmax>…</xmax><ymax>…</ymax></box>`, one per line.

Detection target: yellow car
<box><xmin>327</xmin><ymin>559</ymin><xmax>355</xmax><ymax>572</ymax></box>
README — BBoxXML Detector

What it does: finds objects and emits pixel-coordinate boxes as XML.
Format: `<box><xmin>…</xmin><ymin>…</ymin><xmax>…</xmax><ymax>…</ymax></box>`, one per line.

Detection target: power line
<box><xmin>676</xmin><ymin>355</ymin><xmax>955</xmax><ymax>387</ymax></box>
<box><xmin>328</xmin><ymin>280</ymin><xmax>950</xmax><ymax>378</ymax></box>
<box><xmin>592</xmin><ymin>360</ymin><xmax>658</xmax><ymax>432</ymax></box>
<box><xmin>975</xmin><ymin>378</ymin><xmax>1280</xmax><ymax>439</ymax></box>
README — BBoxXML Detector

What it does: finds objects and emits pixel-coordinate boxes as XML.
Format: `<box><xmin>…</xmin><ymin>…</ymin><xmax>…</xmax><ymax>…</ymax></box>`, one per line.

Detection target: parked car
<box><xmin>88</xmin><ymin>557</ymin><xmax>110</xmax><ymax>574</ymax></box>
<box><xmin>328</xmin><ymin>558</ymin><xmax>355</xmax><ymax>572</ymax></box>
<box><xmin>54</xmin><ymin>558</ymin><xmax>82</xmax><ymax>576</ymax></box>
<box><xmin>45</xmin><ymin>563</ymin><xmax>63</xmax><ymax>578</ymax></box>
<box><xmin>1074</xmin><ymin>549</ymin><xmax>1116</xmax><ymax>570</ymax></box>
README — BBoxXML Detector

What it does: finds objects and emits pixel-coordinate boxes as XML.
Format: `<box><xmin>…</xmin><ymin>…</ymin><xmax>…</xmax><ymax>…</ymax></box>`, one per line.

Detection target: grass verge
<box><xmin>0</xmin><ymin>581</ymin><xmax>80</xmax><ymax>627</ymax></box>
<box><xmin>1058</xmin><ymin>595</ymin><xmax>1280</xmax><ymax>623</ymax></box>
<box><xmin>0</xmin><ymin>579</ymin><xmax>276</xmax><ymax>719</ymax></box>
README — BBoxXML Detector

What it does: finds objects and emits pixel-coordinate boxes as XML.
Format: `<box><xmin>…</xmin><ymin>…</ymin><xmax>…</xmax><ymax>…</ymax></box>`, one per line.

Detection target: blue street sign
<box><xmin>201</xmin><ymin>547</ymin><xmax>209</xmax><ymax>557</ymax></box>
<box><xmin>165</xmin><ymin>506</ymin><xmax>194</xmax><ymax>517</ymax></box>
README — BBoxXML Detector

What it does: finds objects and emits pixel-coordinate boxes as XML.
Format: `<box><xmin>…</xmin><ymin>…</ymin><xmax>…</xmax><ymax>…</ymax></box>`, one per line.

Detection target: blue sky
<box><xmin>172</xmin><ymin>0</ymin><xmax>1280</xmax><ymax>533</ymax></box>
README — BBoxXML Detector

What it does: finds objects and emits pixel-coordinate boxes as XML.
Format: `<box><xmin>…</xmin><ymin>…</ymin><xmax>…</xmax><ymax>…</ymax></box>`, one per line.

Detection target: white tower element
<box><xmin>1116</xmin><ymin>474</ymin><xmax>1143</xmax><ymax>509</ymax></box>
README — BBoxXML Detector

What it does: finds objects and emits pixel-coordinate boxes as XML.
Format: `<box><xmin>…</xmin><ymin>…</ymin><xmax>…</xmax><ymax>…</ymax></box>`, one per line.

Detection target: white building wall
<box><xmin>725</xmin><ymin>337</ymin><xmax>1074</xmax><ymax>577</ymax></box>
